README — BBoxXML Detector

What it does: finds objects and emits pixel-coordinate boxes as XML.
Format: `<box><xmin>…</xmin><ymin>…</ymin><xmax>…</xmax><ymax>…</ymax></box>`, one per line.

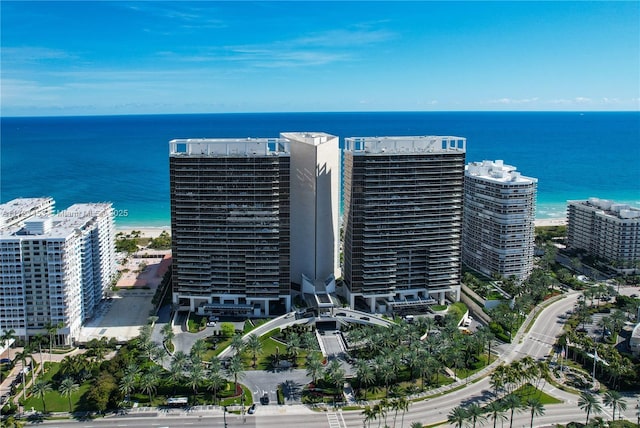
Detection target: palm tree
<box><xmin>503</xmin><ymin>394</ymin><xmax>522</xmax><ymax>428</ymax></box>
<box><xmin>325</xmin><ymin>359</ymin><xmax>345</xmax><ymax>406</ymax></box>
<box><xmin>31</xmin><ymin>379</ymin><xmax>52</xmax><ymax>414</ymax></box>
<box><xmin>396</xmin><ymin>396</ymin><xmax>410</xmax><ymax>428</ymax></box>
<box><xmin>226</xmin><ymin>354</ymin><xmax>245</xmax><ymax>394</ymax></box>
<box><xmin>172</xmin><ymin>350</ymin><xmax>189</xmax><ymax>371</ymax></box>
<box><xmin>603</xmin><ymin>390</ymin><xmax>627</xmax><ymax>422</ymax></box>
<box><xmin>59</xmin><ymin>354</ymin><xmax>90</xmax><ymax>380</ymax></box>
<box><xmin>206</xmin><ymin>372</ymin><xmax>226</xmax><ymax>405</ymax></box>
<box><xmin>15</xmin><ymin>346</ymin><xmax>32</xmax><ymax>399</ymax></box>
<box><xmin>1</xmin><ymin>328</ymin><xmax>17</xmax><ymax>360</ymax></box>
<box><xmin>409</xmin><ymin>423</ymin><xmax>424</xmax><ymax>428</ymax></box>
<box><xmin>139</xmin><ymin>371</ymin><xmax>158</xmax><ymax>404</ymax></box>
<box><xmin>245</xmin><ymin>334</ymin><xmax>262</xmax><ymax>368</ymax></box>
<box><xmin>578</xmin><ymin>391</ymin><xmax>602</xmax><ymax>425</ymax></box>
<box><xmin>190</xmin><ymin>338</ymin><xmax>208</xmax><ymax>361</ymax></box>
<box><xmin>306</xmin><ymin>354</ymin><xmax>324</xmax><ymax>385</ymax></box>
<box><xmin>355</xmin><ymin>359</ymin><xmax>375</xmax><ymax>399</ymax></box>
<box><xmin>119</xmin><ymin>372</ymin><xmax>137</xmax><ymax>403</ymax></box>
<box><xmin>377</xmin><ymin>359</ymin><xmax>395</xmax><ymax>397</ymax></box>
<box><xmin>32</xmin><ymin>334</ymin><xmax>47</xmax><ymax>369</ymax></box>
<box><xmin>466</xmin><ymin>403</ymin><xmax>486</xmax><ymax>428</ymax></box>
<box><xmin>525</xmin><ymin>398</ymin><xmax>545</xmax><ymax>428</ymax></box>
<box><xmin>490</xmin><ymin>364</ymin><xmax>507</xmax><ymax>398</ymax></box>
<box><xmin>362</xmin><ymin>406</ymin><xmax>377</xmax><ymax>428</ymax></box>
<box><xmin>447</xmin><ymin>405</ymin><xmax>468</xmax><ymax>428</ymax></box>
<box><xmin>485</xmin><ymin>400</ymin><xmax>508</xmax><ymax>428</ymax></box>
<box><xmin>187</xmin><ymin>363</ymin><xmax>204</xmax><ymax>394</ymax></box>
<box><xmin>286</xmin><ymin>333</ymin><xmax>301</xmax><ymax>365</ymax></box>
<box><xmin>161</xmin><ymin>323</ymin><xmax>174</xmax><ymax>344</ymax></box>
<box><xmin>230</xmin><ymin>333</ymin><xmax>245</xmax><ymax>355</ymax></box>
<box><xmin>58</xmin><ymin>377</ymin><xmax>79</xmax><ymax>413</ymax></box>
<box><xmin>44</xmin><ymin>321</ymin><xmax>64</xmax><ymax>356</ymax></box>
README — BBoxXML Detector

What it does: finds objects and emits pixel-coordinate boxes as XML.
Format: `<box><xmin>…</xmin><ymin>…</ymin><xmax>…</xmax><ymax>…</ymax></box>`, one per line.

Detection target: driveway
<box><xmin>242</xmin><ymin>369</ymin><xmax>310</xmax><ymax>405</ymax></box>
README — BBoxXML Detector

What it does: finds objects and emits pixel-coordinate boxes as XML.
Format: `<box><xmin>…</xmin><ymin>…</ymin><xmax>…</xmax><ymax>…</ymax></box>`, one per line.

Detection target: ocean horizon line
<box><xmin>4</xmin><ymin>110</ymin><xmax>639</xmax><ymax>119</ymax></box>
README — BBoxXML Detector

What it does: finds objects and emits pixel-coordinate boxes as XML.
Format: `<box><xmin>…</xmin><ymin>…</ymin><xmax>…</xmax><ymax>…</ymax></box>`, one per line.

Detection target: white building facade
<box><xmin>567</xmin><ymin>198</ymin><xmax>640</xmax><ymax>270</ymax></box>
<box><xmin>0</xmin><ymin>201</ymin><xmax>115</xmax><ymax>345</ymax></box>
<box><xmin>342</xmin><ymin>136</ymin><xmax>466</xmax><ymax>313</ymax></box>
<box><xmin>284</xmin><ymin>132</ymin><xmax>341</xmax><ymax>295</ymax></box>
<box><xmin>462</xmin><ymin>160</ymin><xmax>537</xmax><ymax>281</ymax></box>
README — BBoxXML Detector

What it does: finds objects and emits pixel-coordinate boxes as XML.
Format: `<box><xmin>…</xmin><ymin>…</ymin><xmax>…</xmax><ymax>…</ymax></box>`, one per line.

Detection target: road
<box><xmin>22</xmin><ymin>290</ymin><xmax>640</xmax><ymax>427</ymax></box>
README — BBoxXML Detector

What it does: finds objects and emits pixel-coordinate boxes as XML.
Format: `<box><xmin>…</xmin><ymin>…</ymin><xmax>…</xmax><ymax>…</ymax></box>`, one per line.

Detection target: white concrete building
<box><xmin>0</xmin><ymin>197</ymin><xmax>54</xmax><ymax>230</ymax></box>
<box><xmin>567</xmin><ymin>198</ymin><xmax>640</xmax><ymax>270</ymax></box>
<box><xmin>462</xmin><ymin>160</ymin><xmax>537</xmax><ymax>281</ymax></box>
<box><xmin>342</xmin><ymin>136</ymin><xmax>466</xmax><ymax>313</ymax></box>
<box><xmin>0</xmin><ymin>201</ymin><xmax>115</xmax><ymax>345</ymax></box>
<box><xmin>284</xmin><ymin>132</ymin><xmax>341</xmax><ymax>296</ymax></box>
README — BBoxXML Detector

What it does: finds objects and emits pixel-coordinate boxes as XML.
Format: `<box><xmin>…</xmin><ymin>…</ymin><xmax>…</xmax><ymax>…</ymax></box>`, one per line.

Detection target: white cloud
<box><xmin>2</xmin><ymin>47</ymin><xmax>76</xmax><ymax>63</ymax></box>
<box><xmin>489</xmin><ymin>97</ymin><xmax>539</xmax><ymax>105</ymax></box>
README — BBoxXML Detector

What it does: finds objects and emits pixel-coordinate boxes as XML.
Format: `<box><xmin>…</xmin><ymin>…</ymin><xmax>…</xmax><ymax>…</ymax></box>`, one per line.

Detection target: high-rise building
<box><xmin>462</xmin><ymin>160</ymin><xmax>537</xmax><ymax>281</ymax></box>
<box><xmin>342</xmin><ymin>136</ymin><xmax>466</xmax><ymax>313</ymax></box>
<box><xmin>0</xmin><ymin>197</ymin><xmax>54</xmax><ymax>229</ymax></box>
<box><xmin>0</xmin><ymin>201</ymin><xmax>115</xmax><ymax>345</ymax></box>
<box><xmin>284</xmin><ymin>132</ymin><xmax>341</xmax><ymax>295</ymax></box>
<box><xmin>169</xmin><ymin>138</ymin><xmax>292</xmax><ymax>317</ymax></box>
<box><xmin>567</xmin><ymin>198</ymin><xmax>640</xmax><ymax>269</ymax></box>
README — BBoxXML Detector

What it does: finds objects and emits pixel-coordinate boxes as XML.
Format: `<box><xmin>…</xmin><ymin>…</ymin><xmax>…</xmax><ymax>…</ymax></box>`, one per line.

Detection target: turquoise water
<box><xmin>2</xmin><ymin>112</ymin><xmax>639</xmax><ymax>226</ymax></box>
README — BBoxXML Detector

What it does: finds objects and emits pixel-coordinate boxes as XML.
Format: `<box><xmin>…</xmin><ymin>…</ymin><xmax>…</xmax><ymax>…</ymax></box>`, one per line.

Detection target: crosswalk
<box><xmin>326</xmin><ymin>411</ymin><xmax>347</xmax><ymax>428</ymax></box>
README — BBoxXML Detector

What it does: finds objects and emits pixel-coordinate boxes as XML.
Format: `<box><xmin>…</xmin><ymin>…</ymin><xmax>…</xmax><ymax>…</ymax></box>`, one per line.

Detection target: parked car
<box><xmin>206</xmin><ymin>321</ymin><xmax>217</xmax><ymax>327</ymax></box>
<box><xmin>0</xmin><ymin>358</ymin><xmax>12</xmax><ymax>365</ymax></box>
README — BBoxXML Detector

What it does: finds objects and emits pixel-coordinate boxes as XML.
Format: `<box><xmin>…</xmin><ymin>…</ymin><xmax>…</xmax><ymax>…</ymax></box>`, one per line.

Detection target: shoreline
<box><xmin>534</xmin><ymin>218</ymin><xmax>567</xmax><ymax>227</ymax></box>
<box><xmin>115</xmin><ymin>226</ymin><xmax>171</xmax><ymax>239</ymax></box>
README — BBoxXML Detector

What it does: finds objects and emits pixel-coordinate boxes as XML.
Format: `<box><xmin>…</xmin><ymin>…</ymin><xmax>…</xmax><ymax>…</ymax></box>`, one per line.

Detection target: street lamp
<box><xmin>241</xmin><ymin>391</ymin><xmax>245</xmax><ymax>423</ymax></box>
<box><xmin>223</xmin><ymin>405</ymin><xmax>228</xmax><ymax>428</ymax></box>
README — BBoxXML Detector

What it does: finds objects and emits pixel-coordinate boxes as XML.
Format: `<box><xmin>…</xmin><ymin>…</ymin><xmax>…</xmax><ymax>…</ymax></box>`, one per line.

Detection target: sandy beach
<box><xmin>115</xmin><ymin>226</ymin><xmax>170</xmax><ymax>239</ymax></box>
<box><xmin>534</xmin><ymin>218</ymin><xmax>567</xmax><ymax>227</ymax></box>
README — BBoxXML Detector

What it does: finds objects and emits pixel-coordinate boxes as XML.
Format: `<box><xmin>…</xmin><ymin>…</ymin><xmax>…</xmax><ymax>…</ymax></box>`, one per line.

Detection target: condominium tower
<box><xmin>169</xmin><ymin>133</ymin><xmax>341</xmax><ymax>317</ymax></box>
<box><xmin>462</xmin><ymin>160</ymin><xmax>537</xmax><ymax>281</ymax></box>
<box><xmin>567</xmin><ymin>198</ymin><xmax>640</xmax><ymax>269</ymax></box>
<box><xmin>169</xmin><ymin>137</ymin><xmax>292</xmax><ymax>317</ymax></box>
<box><xmin>0</xmin><ymin>201</ymin><xmax>115</xmax><ymax>345</ymax></box>
<box><xmin>342</xmin><ymin>136</ymin><xmax>466</xmax><ymax>313</ymax></box>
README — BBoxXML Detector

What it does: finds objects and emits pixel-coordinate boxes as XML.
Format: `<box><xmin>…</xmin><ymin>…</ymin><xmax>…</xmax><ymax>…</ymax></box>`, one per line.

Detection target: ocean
<box><xmin>1</xmin><ymin>112</ymin><xmax>639</xmax><ymax>227</ymax></box>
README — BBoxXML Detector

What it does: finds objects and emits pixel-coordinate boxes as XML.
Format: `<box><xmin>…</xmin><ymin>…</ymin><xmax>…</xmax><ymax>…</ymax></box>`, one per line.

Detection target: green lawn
<box><xmin>510</xmin><ymin>383</ymin><xmax>562</xmax><ymax>405</ymax></box>
<box><xmin>20</xmin><ymin>363</ymin><xmax>91</xmax><ymax>413</ymax></box>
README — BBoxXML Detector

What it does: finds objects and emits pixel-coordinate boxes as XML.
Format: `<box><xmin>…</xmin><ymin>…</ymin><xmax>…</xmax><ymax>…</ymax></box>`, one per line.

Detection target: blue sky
<box><xmin>2</xmin><ymin>1</ymin><xmax>639</xmax><ymax>116</ymax></box>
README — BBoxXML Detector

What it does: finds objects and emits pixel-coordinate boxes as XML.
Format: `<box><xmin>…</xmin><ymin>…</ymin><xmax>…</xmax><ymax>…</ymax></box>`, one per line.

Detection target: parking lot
<box><xmin>78</xmin><ymin>293</ymin><xmax>155</xmax><ymax>343</ymax></box>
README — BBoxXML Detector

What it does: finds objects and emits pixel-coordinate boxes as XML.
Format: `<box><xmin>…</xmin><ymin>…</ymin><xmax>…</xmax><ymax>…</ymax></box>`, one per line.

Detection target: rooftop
<box><xmin>280</xmin><ymin>132</ymin><xmax>338</xmax><ymax>146</ymax></box>
<box><xmin>169</xmin><ymin>137</ymin><xmax>290</xmax><ymax>157</ymax></box>
<box><xmin>1</xmin><ymin>203</ymin><xmax>112</xmax><ymax>240</ymax></box>
<box><xmin>466</xmin><ymin>160</ymin><xmax>537</xmax><ymax>184</ymax></box>
<box><xmin>344</xmin><ymin>135</ymin><xmax>466</xmax><ymax>154</ymax></box>
<box><xmin>569</xmin><ymin>198</ymin><xmax>640</xmax><ymax>220</ymax></box>
<box><xmin>0</xmin><ymin>197</ymin><xmax>54</xmax><ymax>229</ymax></box>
